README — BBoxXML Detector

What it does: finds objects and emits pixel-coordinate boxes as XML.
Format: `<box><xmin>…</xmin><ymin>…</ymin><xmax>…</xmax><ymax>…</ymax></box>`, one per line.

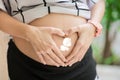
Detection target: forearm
<box><xmin>90</xmin><ymin>0</ymin><xmax>105</xmax><ymax>22</ymax></box>
<box><xmin>0</xmin><ymin>10</ymin><xmax>31</xmax><ymax>40</ymax></box>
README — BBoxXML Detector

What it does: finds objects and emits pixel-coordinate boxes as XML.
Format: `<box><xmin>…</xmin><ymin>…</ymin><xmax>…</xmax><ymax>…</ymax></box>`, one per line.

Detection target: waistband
<box><xmin>8</xmin><ymin>39</ymin><xmax>92</xmax><ymax>73</ymax></box>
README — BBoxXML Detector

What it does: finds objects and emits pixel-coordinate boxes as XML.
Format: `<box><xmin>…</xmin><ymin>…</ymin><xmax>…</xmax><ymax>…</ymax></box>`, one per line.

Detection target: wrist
<box><xmin>87</xmin><ymin>20</ymin><xmax>103</xmax><ymax>37</ymax></box>
<box><xmin>86</xmin><ymin>22</ymin><xmax>96</xmax><ymax>31</ymax></box>
<box><xmin>25</xmin><ymin>25</ymin><xmax>36</xmax><ymax>41</ymax></box>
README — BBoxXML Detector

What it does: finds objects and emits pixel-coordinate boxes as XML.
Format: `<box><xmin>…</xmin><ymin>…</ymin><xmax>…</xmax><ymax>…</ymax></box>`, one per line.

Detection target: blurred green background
<box><xmin>92</xmin><ymin>0</ymin><xmax>120</xmax><ymax>65</ymax></box>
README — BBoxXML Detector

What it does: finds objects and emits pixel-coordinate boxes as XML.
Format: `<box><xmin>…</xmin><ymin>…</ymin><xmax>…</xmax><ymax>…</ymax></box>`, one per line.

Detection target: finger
<box><xmin>66</xmin><ymin>47</ymin><xmax>86</xmax><ymax>67</ymax></box>
<box><xmin>78</xmin><ymin>46</ymin><xmax>89</xmax><ymax>61</ymax></box>
<box><xmin>47</xmin><ymin>35</ymin><xmax>67</xmax><ymax>62</ymax></box>
<box><xmin>42</xmin><ymin>52</ymin><xmax>60</xmax><ymax>67</ymax></box>
<box><xmin>31</xmin><ymin>39</ymin><xmax>46</xmax><ymax>53</ymax></box>
<box><xmin>66</xmin><ymin>47</ymin><xmax>84</xmax><ymax>66</ymax></box>
<box><xmin>68</xmin><ymin>27</ymin><xmax>80</xmax><ymax>36</ymax></box>
<box><xmin>65</xmin><ymin>57</ymin><xmax>78</xmax><ymax>67</ymax></box>
<box><xmin>76</xmin><ymin>49</ymin><xmax>84</xmax><ymax>62</ymax></box>
<box><xmin>63</xmin><ymin>29</ymin><xmax>69</xmax><ymax>36</ymax></box>
<box><xmin>46</xmin><ymin>49</ymin><xmax>65</xmax><ymax>66</ymax></box>
<box><xmin>50</xmin><ymin>27</ymin><xmax>65</xmax><ymax>37</ymax></box>
<box><xmin>40</xmin><ymin>27</ymin><xmax>65</xmax><ymax>37</ymax></box>
<box><xmin>66</xmin><ymin>46</ymin><xmax>85</xmax><ymax>67</ymax></box>
<box><xmin>66</xmin><ymin>39</ymin><xmax>82</xmax><ymax>62</ymax></box>
<box><xmin>37</xmin><ymin>52</ymin><xmax>46</xmax><ymax>65</ymax></box>
<box><xmin>51</xmin><ymin>43</ymin><xmax>67</xmax><ymax>62</ymax></box>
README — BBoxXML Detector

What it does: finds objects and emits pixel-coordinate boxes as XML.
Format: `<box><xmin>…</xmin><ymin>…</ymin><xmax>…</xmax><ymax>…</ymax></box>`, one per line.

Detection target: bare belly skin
<box><xmin>13</xmin><ymin>13</ymin><xmax>87</xmax><ymax>63</ymax></box>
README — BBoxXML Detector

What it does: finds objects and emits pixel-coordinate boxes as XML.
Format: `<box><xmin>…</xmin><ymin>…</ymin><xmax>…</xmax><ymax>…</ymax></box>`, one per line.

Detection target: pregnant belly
<box><xmin>13</xmin><ymin>13</ymin><xmax>87</xmax><ymax>63</ymax></box>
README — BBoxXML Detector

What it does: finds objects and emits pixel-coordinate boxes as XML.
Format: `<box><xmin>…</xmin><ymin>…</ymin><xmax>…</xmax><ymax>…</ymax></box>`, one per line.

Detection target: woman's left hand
<box><xmin>65</xmin><ymin>23</ymin><xmax>96</xmax><ymax>66</ymax></box>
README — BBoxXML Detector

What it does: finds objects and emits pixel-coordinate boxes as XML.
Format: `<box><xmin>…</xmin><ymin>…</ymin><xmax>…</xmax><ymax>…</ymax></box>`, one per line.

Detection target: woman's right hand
<box><xmin>26</xmin><ymin>26</ymin><xmax>66</xmax><ymax>67</ymax></box>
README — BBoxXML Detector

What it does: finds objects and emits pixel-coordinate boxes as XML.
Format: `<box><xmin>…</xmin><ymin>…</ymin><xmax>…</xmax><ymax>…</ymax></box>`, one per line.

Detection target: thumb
<box><xmin>68</xmin><ymin>27</ymin><xmax>80</xmax><ymax>36</ymax></box>
<box><xmin>50</xmin><ymin>28</ymin><xmax>65</xmax><ymax>37</ymax></box>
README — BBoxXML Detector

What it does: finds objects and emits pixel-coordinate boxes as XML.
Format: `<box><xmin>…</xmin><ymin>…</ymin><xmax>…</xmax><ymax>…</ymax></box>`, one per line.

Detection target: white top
<box><xmin>0</xmin><ymin>0</ymin><xmax>99</xmax><ymax>23</ymax></box>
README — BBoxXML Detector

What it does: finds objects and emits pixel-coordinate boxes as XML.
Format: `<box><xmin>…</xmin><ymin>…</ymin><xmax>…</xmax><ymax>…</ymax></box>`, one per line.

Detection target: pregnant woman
<box><xmin>0</xmin><ymin>0</ymin><xmax>105</xmax><ymax>80</ymax></box>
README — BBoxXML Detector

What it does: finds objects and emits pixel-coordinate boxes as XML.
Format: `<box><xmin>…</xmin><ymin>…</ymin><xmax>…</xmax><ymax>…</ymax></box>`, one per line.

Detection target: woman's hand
<box><xmin>65</xmin><ymin>23</ymin><xmax>96</xmax><ymax>66</ymax></box>
<box><xmin>26</xmin><ymin>26</ymin><xmax>66</xmax><ymax>67</ymax></box>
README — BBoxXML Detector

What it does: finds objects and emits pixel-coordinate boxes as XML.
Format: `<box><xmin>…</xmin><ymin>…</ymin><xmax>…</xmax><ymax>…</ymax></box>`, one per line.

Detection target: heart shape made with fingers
<box><xmin>52</xmin><ymin>33</ymin><xmax>78</xmax><ymax>57</ymax></box>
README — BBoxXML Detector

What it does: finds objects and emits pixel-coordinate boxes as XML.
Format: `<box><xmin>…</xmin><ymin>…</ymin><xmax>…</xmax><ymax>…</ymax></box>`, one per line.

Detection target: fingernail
<box><xmin>65</xmin><ymin>64</ymin><xmax>67</xmax><ymax>67</ymax></box>
<box><xmin>43</xmin><ymin>63</ymin><xmax>46</xmax><ymax>65</ymax></box>
<box><xmin>64</xmin><ymin>31</ymin><xmax>68</xmax><ymax>36</ymax></box>
<box><xmin>63</xmin><ymin>32</ymin><xmax>65</xmax><ymax>35</ymax></box>
<box><xmin>62</xmin><ymin>64</ymin><xmax>65</xmax><ymax>67</ymax></box>
<box><xmin>61</xmin><ymin>33</ymin><xmax>65</xmax><ymax>36</ymax></box>
<box><xmin>43</xmin><ymin>62</ymin><xmax>46</xmax><ymax>65</ymax></box>
<box><xmin>57</xmin><ymin>65</ymin><xmax>60</xmax><ymax>67</ymax></box>
<box><xmin>69</xmin><ymin>64</ymin><xmax>72</xmax><ymax>67</ymax></box>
